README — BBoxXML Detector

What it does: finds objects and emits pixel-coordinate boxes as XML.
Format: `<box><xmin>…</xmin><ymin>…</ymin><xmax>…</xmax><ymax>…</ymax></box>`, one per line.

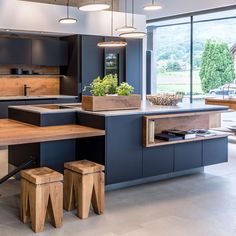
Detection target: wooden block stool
<box><xmin>20</xmin><ymin>167</ymin><xmax>63</xmax><ymax>233</ymax></box>
<box><xmin>64</xmin><ymin>160</ymin><xmax>105</xmax><ymax>219</ymax></box>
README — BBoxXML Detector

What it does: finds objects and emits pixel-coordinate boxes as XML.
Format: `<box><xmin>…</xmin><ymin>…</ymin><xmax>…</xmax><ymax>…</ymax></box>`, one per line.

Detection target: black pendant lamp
<box><xmin>97</xmin><ymin>0</ymin><xmax>127</xmax><ymax>48</ymax></box>
<box><xmin>119</xmin><ymin>0</ymin><xmax>146</xmax><ymax>38</ymax></box>
<box><xmin>59</xmin><ymin>0</ymin><xmax>77</xmax><ymax>24</ymax></box>
<box><xmin>116</xmin><ymin>0</ymin><xmax>136</xmax><ymax>33</ymax></box>
<box><xmin>143</xmin><ymin>0</ymin><xmax>163</xmax><ymax>11</ymax></box>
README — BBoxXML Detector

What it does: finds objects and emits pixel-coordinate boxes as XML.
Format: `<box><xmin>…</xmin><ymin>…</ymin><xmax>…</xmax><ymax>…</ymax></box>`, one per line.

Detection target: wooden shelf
<box><xmin>147</xmin><ymin>134</ymin><xmax>229</xmax><ymax>147</ymax></box>
<box><xmin>0</xmin><ymin>74</ymin><xmax>63</xmax><ymax>77</ymax></box>
<box><xmin>143</xmin><ymin>111</ymin><xmax>224</xmax><ymax>148</ymax></box>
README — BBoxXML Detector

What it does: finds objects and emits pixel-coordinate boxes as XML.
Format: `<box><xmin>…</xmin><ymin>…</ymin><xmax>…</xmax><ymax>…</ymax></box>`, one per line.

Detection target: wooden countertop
<box><xmin>0</xmin><ymin>119</ymin><xmax>105</xmax><ymax>146</ymax></box>
<box><xmin>205</xmin><ymin>97</ymin><xmax>235</xmax><ymax>110</ymax></box>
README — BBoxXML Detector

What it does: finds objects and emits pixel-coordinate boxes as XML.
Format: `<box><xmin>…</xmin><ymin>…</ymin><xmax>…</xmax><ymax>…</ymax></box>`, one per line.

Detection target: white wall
<box><xmin>119</xmin><ymin>0</ymin><xmax>236</xmax><ymax>20</ymax></box>
<box><xmin>0</xmin><ymin>0</ymin><xmax>146</xmax><ymax>35</ymax></box>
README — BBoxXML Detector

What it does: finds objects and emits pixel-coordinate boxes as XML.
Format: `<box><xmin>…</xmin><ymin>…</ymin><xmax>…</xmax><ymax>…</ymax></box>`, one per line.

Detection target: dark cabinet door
<box><xmin>174</xmin><ymin>141</ymin><xmax>202</xmax><ymax>172</ymax></box>
<box><xmin>0</xmin><ymin>101</ymin><xmax>26</xmax><ymax>118</ymax></box>
<box><xmin>54</xmin><ymin>98</ymin><xmax>78</xmax><ymax>104</ymax></box>
<box><xmin>143</xmin><ymin>145</ymin><xmax>174</xmax><ymax>177</ymax></box>
<box><xmin>0</xmin><ymin>38</ymin><xmax>31</xmax><ymax>65</ymax></box>
<box><xmin>106</xmin><ymin>115</ymin><xmax>143</xmax><ymax>185</ymax></box>
<box><xmin>81</xmin><ymin>35</ymin><xmax>104</xmax><ymax>95</ymax></box>
<box><xmin>32</xmin><ymin>38</ymin><xmax>68</xmax><ymax>66</ymax></box>
<box><xmin>60</xmin><ymin>35</ymin><xmax>80</xmax><ymax>97</ymax></box>
<box><xmin>25</xmin><ymin>99</ymin><xmax>54</xmax><ymax>105</ymax></box>
<box><xmin>125</xmin><ymin>39</ymin><xmax>142</xmax><ymax>94</ymax></box>
<box><xmin>203</xmin><ymin>138</ymin><xmax>228</xmax><ymax>166</ymax></box>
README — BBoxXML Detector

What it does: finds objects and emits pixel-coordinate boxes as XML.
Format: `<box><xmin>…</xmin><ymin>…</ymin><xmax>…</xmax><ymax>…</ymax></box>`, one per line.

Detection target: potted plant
<box><xmin>82</xmin><ymin>74</ymin><xmax>141</xmax><ymax>111</ymax></box>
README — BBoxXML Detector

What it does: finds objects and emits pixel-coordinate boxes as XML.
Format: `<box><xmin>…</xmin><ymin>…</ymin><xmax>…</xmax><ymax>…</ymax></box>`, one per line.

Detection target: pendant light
<box><xmin>116</xmin><ymin>0</ymin><xmax>136</xmax><ymax>33</ymax></box>
<box><xmin>119</xmin><ymin>0</ymin><xmax>146</xmax><ymax>38</ymax></box>
<box><xmin>143</xmin><ymin>0</ymin><xmax>162</xmax><ymax>11</ymax></box>
<box><xmin>97</xmin><ymin>0</ymin><xmax>127</xmax><ymax>48</ymax></box>
<box><xmin>79</xmin><ymin>0</ymin><xmax>110</xmax><ymax>11</ymax></box>
<box><xmin>59</xmin><ymin>0</ymin><xmax>77</xmax><ymax>24</ymax></box>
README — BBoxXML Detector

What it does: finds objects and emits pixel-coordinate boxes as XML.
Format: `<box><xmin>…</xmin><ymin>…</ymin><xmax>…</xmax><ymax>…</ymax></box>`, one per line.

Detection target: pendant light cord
<box><xmin>132</xmin><ymin>0</ymin><xmax>134</xmax><ymax>27</ymax></box>
<box><xmin>111</xmin><ymin>0</ymin><xmax>114</xmax><ymax>36</ymax></box>
<box><xmin>125</xmin><ymin>0</ymin><xmax>127</xmax><ymax>26</ymax></box>
<box><xmin>67</xmin><ymin>0</ymin><xmax>69</xmax><ymax>18</ymax></box>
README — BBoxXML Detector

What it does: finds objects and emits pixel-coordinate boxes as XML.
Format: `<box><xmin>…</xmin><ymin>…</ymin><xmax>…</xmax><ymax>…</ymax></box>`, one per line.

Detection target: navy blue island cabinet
<box><xmin>8</xmin><ymin>106</ymin><xmax>229</xmax><ymax>189</ymax></box>
<box><xmin>77</xmin><ymin>111</ymin><xmax>228</xmax><ymax>187</ymax></box>
<box><xmin>77</xmin><ymin>113</ymin><xmax>143</xmax><ymax>185</ymax></box>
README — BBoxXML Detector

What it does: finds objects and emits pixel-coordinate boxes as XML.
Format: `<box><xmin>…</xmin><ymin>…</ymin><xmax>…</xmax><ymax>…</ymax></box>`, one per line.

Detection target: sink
<box><xmin>35</xmin><ymin>104</ymin><xmax>73</xmax><ymax>110</ymax></box>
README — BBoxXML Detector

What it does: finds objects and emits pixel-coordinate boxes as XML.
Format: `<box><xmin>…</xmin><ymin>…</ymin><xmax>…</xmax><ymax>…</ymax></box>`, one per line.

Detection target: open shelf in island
<box><xmin>143</xmin><ymin>111</ymin><xmax>227</xmax><ymax>147</ymax></box>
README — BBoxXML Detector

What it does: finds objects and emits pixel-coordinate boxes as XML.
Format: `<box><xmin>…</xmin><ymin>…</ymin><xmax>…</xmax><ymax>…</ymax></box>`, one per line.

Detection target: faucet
<box><xmin>23</xmin><ymin>84</ymin><xmax>31</xmax><ymax>96</ymax></box>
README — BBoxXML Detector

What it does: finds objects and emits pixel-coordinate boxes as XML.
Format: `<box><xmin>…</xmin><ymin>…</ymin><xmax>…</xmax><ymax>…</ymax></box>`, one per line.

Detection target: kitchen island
<box><xmin>205</xmin><ymin>97</ymin><xmax>236</xmax><ymax>110</ymax></box>
<box><xmin>8</xmin><ymin>102</ymin><xmax>229</xmax><ymax>189</ymax></box>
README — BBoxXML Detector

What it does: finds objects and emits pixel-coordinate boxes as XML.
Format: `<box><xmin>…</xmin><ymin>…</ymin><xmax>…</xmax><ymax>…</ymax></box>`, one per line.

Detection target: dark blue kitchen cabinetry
<box><xmin>143</xmin><ymin>145</ymin><xmax>174</xmax><ymax>177</ymax></box>
<box><xmin>0</xmin><ymin>38</ymin><xmax>31</xmax><ymax>65</ymax></box>
<box><xmin>0</xmin><ymin>101</ymin><xmax>25</xmax><ymax>118</ymax></box>
<box><xmin>32</xmin><ymin>38</ymin><xmax>68</xmax><ymax>66</ymax></box>
<box><xmin>203</xmin><ymin>137</ymin><xmax>228</xmax><ymax>166</ymax></box>
<box><xmin>81</xmin><ymin>35</ymin><xmax>104</xmax><ymax>95</ymax></box>
<box><xmin>105</xmin><ymin>115</ymin><xmax>143</xmax><ymax>185</ymax></box>
<box><xmin>174</xmin><ymin>141</ymin><xmax>202</xmax><ymax>171</ymax></box>
<box><xmin>125</xmin><ymin>39</ymin><xmax>143</xmax><ymax>95</ymax></box>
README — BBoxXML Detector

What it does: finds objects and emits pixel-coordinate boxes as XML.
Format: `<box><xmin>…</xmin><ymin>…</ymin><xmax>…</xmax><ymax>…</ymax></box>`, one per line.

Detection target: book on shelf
<box><xmin>162</xmin><ymin>129</ymin><xmax>196</xmax><ymax>139</ymax></box>
<box><xmin>195</xmin><ymin>130</ymin><xmax>216</xmax><ymax>137</ymax></box>
<box><xmin>148</xmin><ymin>120</ymin><xmax>155</xmax><ymax>143</ymax></box>
<box><xmin>155</xmin><ymin>133</ymin><xmax>183</xmax><ymax>141</ymax></box>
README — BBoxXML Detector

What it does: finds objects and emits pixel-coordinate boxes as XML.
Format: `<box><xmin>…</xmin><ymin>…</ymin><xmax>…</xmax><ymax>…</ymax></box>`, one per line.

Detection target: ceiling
<box><xmin>21</xmin><ymin>0</ymin><xmax>119</xmax><ymax>10</ymax></box>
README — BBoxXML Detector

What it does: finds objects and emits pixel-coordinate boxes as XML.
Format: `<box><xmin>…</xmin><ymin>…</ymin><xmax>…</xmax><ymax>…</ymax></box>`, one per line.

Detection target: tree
<box><xmin>166</xmin><ymin>61</ymin><xmax>181</xmax><ymax>72</ymax></box>
<box><xmin>200</xmin><ymin>40</ymin><xmax>235</xmax><ymax>93</ymax></box>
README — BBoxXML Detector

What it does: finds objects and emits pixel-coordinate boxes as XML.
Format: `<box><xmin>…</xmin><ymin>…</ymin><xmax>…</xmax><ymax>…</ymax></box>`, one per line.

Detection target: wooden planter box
<box><xmin>82</xmin><ymin>95</ymin><xmax>141</xmax><ymax>111</ymax></box>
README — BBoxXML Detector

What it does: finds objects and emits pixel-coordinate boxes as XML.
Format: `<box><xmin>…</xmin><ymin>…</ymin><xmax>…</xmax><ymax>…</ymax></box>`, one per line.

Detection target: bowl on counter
<box><xmin>147</xmin><ymin>93</ymin><xmax>183</xmax><ymax>106</ymax></box>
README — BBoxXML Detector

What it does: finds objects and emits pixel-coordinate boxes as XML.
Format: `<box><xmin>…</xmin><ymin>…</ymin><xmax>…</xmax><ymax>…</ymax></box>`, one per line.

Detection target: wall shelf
<box><xmin>143</xmin><ymin>111</ymin><xmax>226</xmax><ymax>148</ymax></box>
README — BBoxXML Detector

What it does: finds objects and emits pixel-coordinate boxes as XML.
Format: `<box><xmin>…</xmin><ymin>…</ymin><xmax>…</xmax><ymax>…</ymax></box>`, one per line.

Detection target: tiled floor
<box><xmin>0</xmin><ymin>143</ymin><xmax>236</xmax><ymax>235</ymax></box>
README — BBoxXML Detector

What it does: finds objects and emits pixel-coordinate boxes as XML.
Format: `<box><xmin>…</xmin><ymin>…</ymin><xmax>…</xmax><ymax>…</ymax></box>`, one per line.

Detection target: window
<box><xmin>147</xmin><ymin>9</ymin><xmax>236</xmax><ymax>104</ymax></box>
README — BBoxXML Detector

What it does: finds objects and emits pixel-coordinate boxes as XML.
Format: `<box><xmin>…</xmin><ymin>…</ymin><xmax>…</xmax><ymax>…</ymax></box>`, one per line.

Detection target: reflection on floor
<box><xmin>0</xmin><ymin>143</ymin><xmax>235</xmax><ymax>235</ymax></box>
<box><xmin>1</xmin><ymin>110</ymin><xmax>236</xmax><ymax>236</ymax></box>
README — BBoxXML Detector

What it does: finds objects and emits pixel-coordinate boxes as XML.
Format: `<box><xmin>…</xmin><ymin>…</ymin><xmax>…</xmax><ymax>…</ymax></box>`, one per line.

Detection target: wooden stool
<box><xmin>20</xmin><ymin>167</ymin><xmax>63</xmax><ymax>233</ymax></box>
<box><xmin>64</xmin><ymin>160</ymin><xmax>105</xmax><ymax>219</ymax></box>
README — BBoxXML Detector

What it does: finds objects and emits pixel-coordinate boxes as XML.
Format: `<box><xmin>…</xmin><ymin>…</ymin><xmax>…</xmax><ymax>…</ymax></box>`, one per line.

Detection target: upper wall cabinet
<box><xmin>32</xmin><ymin>38</ymin><xmax>68</xmax><ymax>66</ymax></box>
<box><xmin>125</xmin><ymin>39</ymin><xmax>143</xmax><ymax>94</ymax></box>
<box><xmin>81</xmin><ymin>35</ymin><xmax>104</xmax><ymax>94</ymax></box>
<box><xmin>0</xmin><ymin>38</ymin><xmax>31</xmax><ymax>65</ymax></box>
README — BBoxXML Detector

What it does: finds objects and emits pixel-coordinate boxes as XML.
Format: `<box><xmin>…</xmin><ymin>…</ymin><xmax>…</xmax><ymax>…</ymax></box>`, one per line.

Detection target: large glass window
<box><xmin>147</xmin><ymin>9</ymin><xmax>236</xmax><ymax>104</ymax></box>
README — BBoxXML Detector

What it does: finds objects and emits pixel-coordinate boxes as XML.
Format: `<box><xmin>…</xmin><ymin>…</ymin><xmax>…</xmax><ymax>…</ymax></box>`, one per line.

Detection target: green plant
<box><xmin>89</xmin><ymin>77</ymin><xmax>106</xmax><ymax>96</ymax></box>
<box><xmin>102</xmin><ymin>74</ymin><xmax>118</xmax><ymax>94</ymax></box>
<box><xmin>83</xmin><ymin>74</ymin><xmax>118</xmax><ymax>96</ymax></box>
<box><xmin>83</xmin><ymin>74</ymin><xmax>134</xmax><ymax>96</ymax></box>
<box><xmin>116</xmin><ymin>82</ymin><xmax>134</xmax><ymax>96</ymax></box>
<box><xmin>200</xmin><ymin>40</ymin><xmax>235</xmax><ymax>93</ymax></box>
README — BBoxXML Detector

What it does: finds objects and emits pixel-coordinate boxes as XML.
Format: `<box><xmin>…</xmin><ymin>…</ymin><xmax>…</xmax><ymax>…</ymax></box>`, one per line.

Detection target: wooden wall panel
<box><xmin>0</xmin><ymin>77</ymin><xmax>60</xmax><ymax>96</ymax></box>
